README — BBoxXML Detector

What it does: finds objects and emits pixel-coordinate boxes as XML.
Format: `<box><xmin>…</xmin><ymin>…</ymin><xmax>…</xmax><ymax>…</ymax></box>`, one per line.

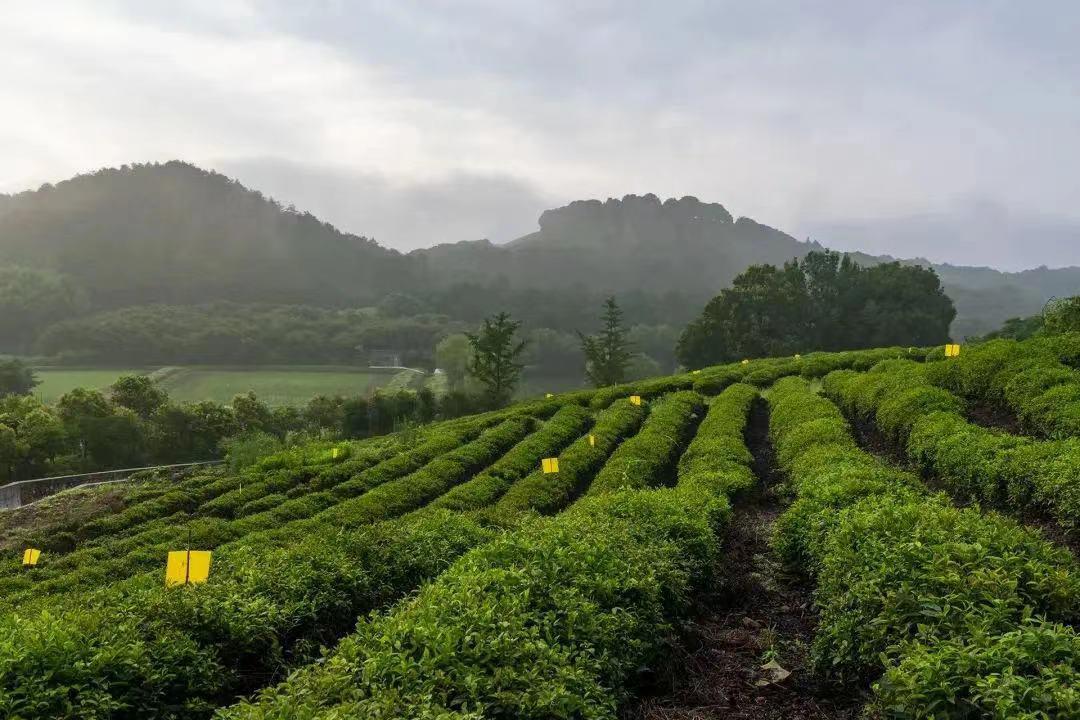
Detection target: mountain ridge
<box><xmin>1</xmin><ymin>161</ymin><xmax>1076</xmax><ymax>338</ymax></box>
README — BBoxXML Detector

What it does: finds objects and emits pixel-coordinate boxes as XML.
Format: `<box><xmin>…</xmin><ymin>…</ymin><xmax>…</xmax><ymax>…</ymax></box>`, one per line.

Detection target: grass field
<box><xmin>32</xmin><ymin>368</ymin><xmax>148</xmax><ymax>403</ymax></box>
<box><xmin>31</xmin><ymin>366</ymin><xmax>404</xmax><ymax>407</ymax></box>
<box><xmin>156</xmin><ymin>366</ymin><xmax>396</xmax><ymax>405</ymax></box>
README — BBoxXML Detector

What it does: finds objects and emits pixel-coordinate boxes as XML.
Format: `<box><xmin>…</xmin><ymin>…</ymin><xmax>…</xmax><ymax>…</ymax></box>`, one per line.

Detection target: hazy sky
<box><xmin>3</xmin><ymin>1</ymin><xmax>1080</xmax><ymax>269</ymax></box>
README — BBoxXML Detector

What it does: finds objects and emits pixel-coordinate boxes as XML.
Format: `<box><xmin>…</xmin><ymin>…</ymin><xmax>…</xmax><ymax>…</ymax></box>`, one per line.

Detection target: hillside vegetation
<box><xmin>3</xmin><ymin>336</ymin><xmax>1078</xmax><ymax>718</ymax></box>
<box><xmin>2</xmin><ymin>162</ymin><xmax>1076</xmax><ymax>366</ymax></box>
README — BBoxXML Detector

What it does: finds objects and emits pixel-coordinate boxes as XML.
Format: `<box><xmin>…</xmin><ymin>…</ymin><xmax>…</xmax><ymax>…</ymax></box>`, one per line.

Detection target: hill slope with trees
<box><xmin>1</xmin><ymin>162</ymin><xmax>1076</xmax><ymax>364</ymax></box>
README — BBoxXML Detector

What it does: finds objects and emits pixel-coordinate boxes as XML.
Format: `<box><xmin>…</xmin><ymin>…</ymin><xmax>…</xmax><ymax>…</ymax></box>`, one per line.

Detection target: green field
<box><xmin>156</xmin><ymin>366</ymin><xmax>396</xmax><ymax>405</ymax></box>
<box><xmin>32</xmin><ymin>368</ymin><xmax>147</xmax><ymax>404</ymax></box>
<box><xmin>31</xmin><ymin>366</ymin><xmax>403</xmax><ymax>406</ymax></box>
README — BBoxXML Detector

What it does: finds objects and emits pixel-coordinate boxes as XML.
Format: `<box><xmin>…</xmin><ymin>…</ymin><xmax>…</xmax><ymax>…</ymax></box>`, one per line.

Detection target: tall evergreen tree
<box><xmin>579</xmin><ymin>296</ymin><xmax>634</xmax><ymax>387</ymax></box>
<box><xmin>466</xmin><ymin>312</ymin><xmax>527</xmax><ymax>406</ymax></box>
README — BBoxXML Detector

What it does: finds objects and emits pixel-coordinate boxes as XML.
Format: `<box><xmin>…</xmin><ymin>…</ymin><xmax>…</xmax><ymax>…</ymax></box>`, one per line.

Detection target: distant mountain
<box><xmin>1</xmin><ymin>164</ymin><xmax>1076</xmax><ymax>341</ymax></box>
<box><xmin>413</xmin><ymin>194</ymin><xmax>1078</xmax><ymax>338</ymax></box>
<box><xmin>0</xmin><ymin>162</ymin><xmax>417</xmax><ymax>309</ymax></box>
<box><xmin>412</xmin><ymin>195</ymin><xmax>826</xmax><ymax>295</ymax></box>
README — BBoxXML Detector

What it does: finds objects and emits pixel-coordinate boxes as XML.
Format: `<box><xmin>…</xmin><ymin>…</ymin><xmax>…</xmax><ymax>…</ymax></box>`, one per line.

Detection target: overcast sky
<box><xmin>3</xmin><ymin>1</ymin><xmax>1080</xmax><ymax>269</ymax></box>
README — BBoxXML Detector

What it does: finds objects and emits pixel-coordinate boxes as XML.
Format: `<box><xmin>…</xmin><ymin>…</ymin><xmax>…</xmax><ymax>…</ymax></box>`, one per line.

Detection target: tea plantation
<box><xmin>2</xmin><ymin>339</ymin><xmax>1078</xmax><ymax>719</ymax></box>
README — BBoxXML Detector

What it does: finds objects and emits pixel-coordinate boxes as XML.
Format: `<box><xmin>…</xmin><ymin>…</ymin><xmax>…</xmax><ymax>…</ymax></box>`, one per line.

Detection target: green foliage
<box><xmin>431</xmin><ymin>404</ymin><xmax>592</xmax><ymax>512</ymax></box>
<box><xmin>109</xmin><ymin>374</ymin><xmax>168</xmax><ymax>418</ymax></box>
<box><xmin>588</xmin><ymin>391</ymin><xmax>704</xmax><ymax>494</ymax></box>
<box><xmin>494</xmin><ymin>398</ymin><xmax>645</xmax><ymax>515</ymax></box>
<box><xmin>767</xmin><ymin>376</ymin><xmax>1080</xmax><ymax>716</ymax></box>
<box><xmin>876</xmin><ymin>620</ymin><xmax>1080</xmax><ymax>719</ymax></box>
<box><xmin>219</xmin><ymin>387</ymin><xmax>758</xmax><ymax>719</ymax></box>
<box><xmin>0</xmin><ymin>357</ymin><xmax>39</xmax><ymax>398</ymax></box>
<box><xmin>0</xmin><ymin>266</ymin><xmax>81</xmax><ymax>354</ymax></box>
<box><xmin>677</xmin><ymin>250</ymin><xmax>955</xmax><ymax>368</ymax></box>
<box><xmin>435</xmin><ymin>333</ymin><xmax>472</xmax><ymax>392</ymax></box>
<box><xmin>579</xmin><ymin>296</ymin><xmax>633</xmax><ymax>387</ymax></box>
<box><xmin>223</xmin><ymin>432</ymin><xmax>284</xmax><ymax>473</ymax></box>
<box><xmin>466</xmin><ymin>312</ymin><xmax>527</xmax><ymax>406</ymax></box>
<box><xmin>676</xmin><ymin>384</ymin><xmax>758</xmax><ymax>497</ymax></box>
<box><xmin>828</xmin><ymin>352</ymin><xmax>1080</xmax><ymax>533</ymax></box>
<box><xmin>1043</xmin><ymin>296</ymin><xmax>1080</xmax><ymax>335</ymax></box>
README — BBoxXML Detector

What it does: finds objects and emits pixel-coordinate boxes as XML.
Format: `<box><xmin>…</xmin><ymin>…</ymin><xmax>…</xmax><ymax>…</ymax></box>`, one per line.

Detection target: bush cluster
<box><xmin>926</xmin><ymin>334</ymin><xmax>1080</xmax><ymax>439</ymax></box>
<box><xmin>218</xmin><ymin>384</ymin><xmax>759</xmax><ymax>719</ymax></box>
<box><xmin>588</xmin><ymin>391</ymin><xmax>704</xmax><ymax>494</ymax></box>
<box><xmin>768</xmin><ymin>377</ymin><xmax>1080</xmax><ymax>717</ymax></box>
<box><xmin>824</xmin><ymin>361</ymin><xmax>1080</xmax><ymax>534</ymax></box>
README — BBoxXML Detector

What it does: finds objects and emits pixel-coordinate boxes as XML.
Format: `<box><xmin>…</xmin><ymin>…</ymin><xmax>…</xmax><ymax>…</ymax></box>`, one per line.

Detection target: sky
<box><xmin>3</xmin><ymin>1</ymin><xmax>1080</xmax><ymax>269</ymax></box>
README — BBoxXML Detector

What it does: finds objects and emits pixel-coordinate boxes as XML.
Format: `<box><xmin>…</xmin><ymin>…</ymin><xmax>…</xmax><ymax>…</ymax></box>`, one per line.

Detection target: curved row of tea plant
<box><xmin>0</xmin><ymin>415</ymin><xmax>536</xmax><ymax>604</ymax></box>
<box><xmin>824</xmin><ymin>360</ymin><xmax>1080</xmax><ymax>534</ymax></box>
<box><xmin>217</xmin><ymin>383</ymin><xmax>758</xmax><ymax>719</ymax></box>
<box><xmin>428</xmin><ymin>404</ymin><xmax>593</xmax><ymax>512</ymax></box>
<box><xmin>926</xmin><ymin>333</ymin><xmax>1080</xmax><ymax>439</ymax></box>
<box><xmin>0</xmin><ymin>402</ymin><xmax>630</xmax><ymax>719</ymax></box>
<box><xmin>583</xmin><ymin>346</ymin><xmax>927</xmax><ymax>407</ymax></box>
<box><xmin>493</xmin><ymin>398</ymin><xmax>646</xmax><ymax>516</ymax></box>
<box><xmin>587</xmin><ymin>391</ymin><xmax>704</xmax><ymax>494</ymax></box>
<box><xmin>769</xmin><ymin>377</ymin><xmax>1080</xmax><ymax>718</ymax></box>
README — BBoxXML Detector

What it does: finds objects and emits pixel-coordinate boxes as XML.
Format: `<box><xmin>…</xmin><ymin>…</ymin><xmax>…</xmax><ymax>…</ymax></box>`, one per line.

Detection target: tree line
<box><xmin>0</xmin><ymin>369</ymin><xmax>494</xmax><ymax>483</ymax></box>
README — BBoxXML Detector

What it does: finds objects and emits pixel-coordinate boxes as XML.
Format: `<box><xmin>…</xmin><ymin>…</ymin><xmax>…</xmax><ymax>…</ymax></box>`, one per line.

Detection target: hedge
<box><xmin>768</xmin><ymin>377</ymin><xmax>1080</xmax><ymax>717</ymax></box>
<box><xmin>588</xmin><ymin>391</ymin><xmax>704</xmax><ymax>494</ymax></box>
<box><xmin>217</xmin><ymin>385</ymin><xmax>758</xmax><ymax>719</ymax></box>
<box><xmin>823</xmin><ymin>361</ymin><xmax>1080</xmax><ymax>534</ymax></box>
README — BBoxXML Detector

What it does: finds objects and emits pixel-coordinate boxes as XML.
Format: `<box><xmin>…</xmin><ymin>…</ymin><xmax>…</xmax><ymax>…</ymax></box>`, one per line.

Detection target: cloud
<box><xmin>220</xmin><ymin>158</ymin><xmax>557</xmax><ymax>249</ymax></box>
<box><xmin>2</xmin><ymin>1</ymin><xmax>1080</xmax><ymax>266</ymax></box>
<box><xmin>809</xmin><ymin>196</ymin><xmax>1080</xmax><ymax>271</ymax></box>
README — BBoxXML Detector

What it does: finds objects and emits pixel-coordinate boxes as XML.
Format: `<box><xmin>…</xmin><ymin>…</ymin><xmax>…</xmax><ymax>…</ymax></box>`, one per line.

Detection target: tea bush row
<box><xmin>926</xmin><ymin>334</ymin><xmax>1080</xmax><ymax>439</ymax></box>
<box><xmin>588</xmin><ymin>391</ymin><xmax>704</xmax><ymax>494</ymax></box>
<box><xmin>216</xmin><ymin>385</ymin><xmax>758</xmax><ymax>719</ymax></box>
<box><xmin>768</xmin><ymin>377</ymin><xmax>1080</xmax><ymax>718</ymax></box>
<box><xmin>824</xmin><ymin>361</ymin><xmax>1080</xmax><ymax>534</ymax></box>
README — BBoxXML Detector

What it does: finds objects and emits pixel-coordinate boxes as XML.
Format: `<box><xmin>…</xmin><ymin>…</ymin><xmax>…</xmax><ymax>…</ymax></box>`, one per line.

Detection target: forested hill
<box><xmin>2</xmin><ymin>163</ymin><xmax>1077</xmax><ymax>339</ymax></box>
<box><xmin>0</xmin><ymin>162</ymin><xmax>417</xmax><ymax>309</ymax></box>
<box><xmin>413</xmin><ymin>194</ymin><xmax>1079</xmax><ymax>337</ymax></box>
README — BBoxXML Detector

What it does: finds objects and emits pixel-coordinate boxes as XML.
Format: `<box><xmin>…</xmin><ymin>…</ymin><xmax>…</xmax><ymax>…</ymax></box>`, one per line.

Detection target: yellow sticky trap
<box><xmin>692</xmin><ymin>370</ymin><xmax>701</xmax><ymax>375</ymax></box>
<box><xmin>332</xmin><ymin>447</ymin><xmax>340</xmax><ymax>459</ymax></box>
<box><xmin>541</xmin><ymin>457</ymin><xmax>560</xmax><ymax>474</ymax></box>
<box><xmin>22</xmin><ymin>549</ymin><xmax>41</xmax><ymax>567</ymax></box>
<box><xmin>588</xmin><ymin>434</ymin><xmax>596</xmax><ymax>447</ymax></box>
<box><xmin>545</xmin><ymin>393</ymin><xmax>554</xmax><ymax>398</ymax></box>
<box><xmin>629</xmin><ymin>395</ymin><xmax>642</xmax><ymax>406</ymax></box>
<box><xmin>741</xmin><ymin>359</ymin><xmax>749</xmax><ymax>365</ymax></box>
<box><xmin>166</xmin><ymin>550</ymin><xmax>212</xmax><ymax>587</ymax></box>
<box><xmin>945</xmin><ymin>344</ymin><xmax>962</xmax><ymax>358</ymax></box>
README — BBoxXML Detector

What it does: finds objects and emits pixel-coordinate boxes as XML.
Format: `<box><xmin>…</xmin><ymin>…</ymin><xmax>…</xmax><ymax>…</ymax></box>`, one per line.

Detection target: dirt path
<box><xmin>622</xmin><ymin>401</ymin><xmax>864</xmax><ymax>720</ymax></box>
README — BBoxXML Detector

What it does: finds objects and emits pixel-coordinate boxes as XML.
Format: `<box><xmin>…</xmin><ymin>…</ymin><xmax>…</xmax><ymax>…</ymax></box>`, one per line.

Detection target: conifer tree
<box><xmin>579</xmin><ymin>296</ymin><xmax>633</xmax><ymax>387</ymax></box>
<box><xmin>466</xmin><ymin>312</ymin><xmax>527</xmax><ymax>406</ymax></box>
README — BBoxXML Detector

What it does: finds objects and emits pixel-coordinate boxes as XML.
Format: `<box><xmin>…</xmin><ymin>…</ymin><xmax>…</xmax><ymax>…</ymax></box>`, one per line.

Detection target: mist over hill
<box><xmin>0</xmin><ymin>162</ymin><xmax>417</xmax><ymax>309</ymax></box>
<box><xmin>1</xmin><ymin>162</ymin><xmax>1076</xmax><ymax>343</ymax></box>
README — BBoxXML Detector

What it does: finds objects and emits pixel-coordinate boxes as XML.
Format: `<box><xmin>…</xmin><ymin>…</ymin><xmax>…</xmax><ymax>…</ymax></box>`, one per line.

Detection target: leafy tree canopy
<box><xmin>0</xmin><ymin>358</ymin><xmax>39</xmax><ymax>398</ymax></box>
<box><xmin>677</xmin><ymin>251</ymin><xmax>956</xmax><ymax>368</ymax></box>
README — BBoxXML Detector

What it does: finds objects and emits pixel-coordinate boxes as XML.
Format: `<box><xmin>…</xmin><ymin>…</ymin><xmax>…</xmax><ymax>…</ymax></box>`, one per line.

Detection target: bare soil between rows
<box><xmin>622</xmin><ymin>400</ymin><xmax>865</xmax><ymax>720</ymax></box>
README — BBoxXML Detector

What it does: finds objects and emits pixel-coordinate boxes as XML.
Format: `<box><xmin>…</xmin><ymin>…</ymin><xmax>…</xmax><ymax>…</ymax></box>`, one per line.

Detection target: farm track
<box><xmin>845</xmin><ymin>408</ymin><xmax>1080</xmax><ymax>556</ymax></box>
<box><xmin>623</xmin><ymin>401</ymin><xmax>864</xmax><ymax>720</ymax></box>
